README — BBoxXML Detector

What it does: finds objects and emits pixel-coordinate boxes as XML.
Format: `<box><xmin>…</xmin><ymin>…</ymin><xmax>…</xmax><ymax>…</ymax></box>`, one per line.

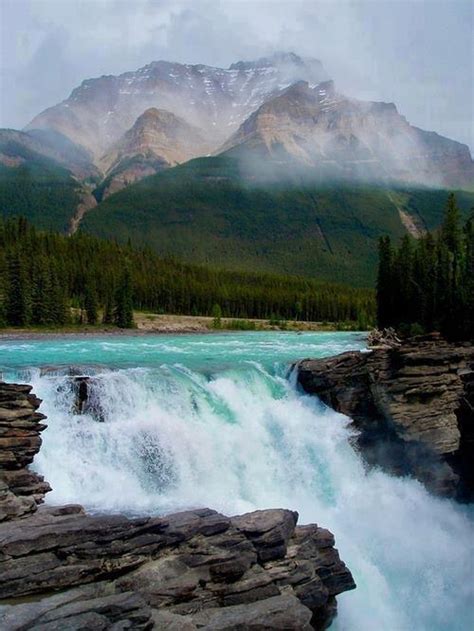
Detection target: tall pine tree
<box><xmin>376</xmin><ymin>236</ymin><xmax>393</xmax><ymax>328</ymax></box>
<box><xmin>6</xmin><ymin>251</ymin><xmax>30</xmax><ymax>326</ymax></box>
<box><xmin>114</xmin><ymin>266</ymin><xmax>134</xmax><ymax>328</ymax></box>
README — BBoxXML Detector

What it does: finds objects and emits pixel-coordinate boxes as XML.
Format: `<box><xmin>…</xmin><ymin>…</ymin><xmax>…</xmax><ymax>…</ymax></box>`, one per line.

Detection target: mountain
<box><xmin>1</xmin><ymin>52</ymin><xmax>473</xmax><ymax>285</ymax></box>
<box><xmin>219</xmin><ymin>81</ymin><xmax>474</xmax><ymax>189</ymax></box>
<box><xmin>26</xmin><ymin>53</ymin><xmax>327</xmax><ymax>161</ymax></box>
<box><xmin>79</xmin><ymin>156</ymin><xmax>474</xmax><ymax>286</ymax></box>
<box><xmin>0</xmin><ymin>130</ymin><xmax>92</xmax><ymax>232</ymax></box>
<box><xmin>97</xmin><ymin>108</ymin><xmax>210</xmax><ymax>199</ymax></box>
<box><xmin>0</xmin><ymin>129</ymin><xmax>99</xmax><ymax>181</ymax></box>
<box><xmin>22</xmin><ymin>51</ymin><xmax>473</xmax><ymax>194</ymax></box>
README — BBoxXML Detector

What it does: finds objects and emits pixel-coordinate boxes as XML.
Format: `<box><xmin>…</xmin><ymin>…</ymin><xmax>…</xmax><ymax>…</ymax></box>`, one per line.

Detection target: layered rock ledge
<box><xmin>297</xmin><ymin>333</ymin><xmax>474</xmax><ymax>499</ymax></box>
<box><xmin>0</xmin><ymin>381</ymin><xmax>356</xmax><ymax>630</ymax></box>
<box><xmin>0</xmin><ymin>383</ymin><xmax>51</xmax><ymax>521</ymax></box>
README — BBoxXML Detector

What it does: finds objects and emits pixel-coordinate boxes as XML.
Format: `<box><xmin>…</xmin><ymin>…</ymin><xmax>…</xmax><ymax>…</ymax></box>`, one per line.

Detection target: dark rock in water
<box><xmin>73</xmin><ymin>375</ymin><xmax>91</xmax><ymax>414</ymax></box>
<box><xmin>0</xmin><ymin>381</ymin><xmax>356</xmax><ymax>629</ymax></box>
<box><xmin>297</xmin><ymin>333</ymin><xmax>474</xmax><ymax>499</ymax></box>
<box><xmin>70</xmin><ymin>375</ymin><xmax>106</xmax><ymax>421</ymax></box>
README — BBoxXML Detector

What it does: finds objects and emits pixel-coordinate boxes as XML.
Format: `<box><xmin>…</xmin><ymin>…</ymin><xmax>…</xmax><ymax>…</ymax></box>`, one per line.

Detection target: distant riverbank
<box><xmin>0</xmin><ymin>312</ymin><xmax>353</xmax><ymax>339</ymax></box>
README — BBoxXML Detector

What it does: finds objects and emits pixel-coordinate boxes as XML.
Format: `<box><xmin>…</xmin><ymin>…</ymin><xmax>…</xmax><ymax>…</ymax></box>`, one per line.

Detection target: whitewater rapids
<box><xmin>1</xmin><ymin>332</ymin><xmax>472</xmax><ymax>631</ymax></box>
<box><xmin>22</xmin><ymin>360</ymin><xmax>472</xmax><ymax>631</ymax></box>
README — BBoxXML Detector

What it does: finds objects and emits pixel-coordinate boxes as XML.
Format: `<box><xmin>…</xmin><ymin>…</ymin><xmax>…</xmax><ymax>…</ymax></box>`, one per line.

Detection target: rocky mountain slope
<box><xmin>220</xmin><ymin>81</ymin><xmax>474</xmax><ymax>188</ymax></box>
<box><xmin>0</xmin><ymin>381</ymin><xmax>355</xmax><ymax>630</ymax></box>
<box><xmin>26</xmin><ymin>52</ymin><xmax>327</xmax><ymax>161</ymax></box>
<box><xmin>97</xmin><ymin>107</ymin><xmax>210</xmax><ymax>199</ymax></box>
<box><xmin>20</xmin><ymin>51</ymin><xmax>473</xmax><ymax>193</ymax></box>
<box><xmin>0</xmin><ymin>129</ymin><xmax>98</xmax><ymax>181</ymax></box>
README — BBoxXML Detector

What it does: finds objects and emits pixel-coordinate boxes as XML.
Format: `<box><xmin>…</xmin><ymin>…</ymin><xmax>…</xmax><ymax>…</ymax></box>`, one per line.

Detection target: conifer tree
<box><xmin>84</xmin><ymin>280</ymin><xmax>98</xmax><ymax>325</ymax></box>
<box><xmin>6</xmin><ymin>251</ymin><xmax>30</xmax><ymax>326</ymax></box>
<box><xmin>461</xmin><ymin>211</ymin><xmax>474</xmax><ymax>339</ymax></box>
<box><xmin>376</xmin><ymin>236</ymin><xmax>393</xmax><ymax>328</ymax></box>
<box><xmin>49</xmin><ymin>264</ymin><xmax>68</xmax><ymax>326</ymax></box>
<box><xmin>114</xmin><ymin>266</ymin><xmax>134</xmax><ymax>328</ymax></box>
<box><xmin>212</xmin><ymin>303</ymin><xmax>222</xmax><ymax>329</ymax></box>
<box><xmin>376</xmin><ymin>193</ymin><xmax>473</xmax><ymax>340</ymax></box>
<box><xmin>102</xmin><ymin>290</ymin><xmax>115</xmax><ymax>325</ymax></box>
<box><xmin>31</xmin><ymin>256</ymin><xmax>52</xmax><ymax>325</ymax></box>
<box><xmin>441</xmin><ymin>193</ymin><xmax>462</xmax><ymax>255</ymax></box>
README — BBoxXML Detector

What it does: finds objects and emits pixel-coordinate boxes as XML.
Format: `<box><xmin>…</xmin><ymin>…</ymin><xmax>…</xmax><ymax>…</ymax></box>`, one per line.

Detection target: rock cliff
<box><xmin>0</xmin><ymin>381</ymin><xmax>355</xmax><ymax>630</ymax></box>
<box><xmin>0</xmin><ymin>383</ymin><xmax>51</xmax><ymax>521</ymax></box>
<box><xmin>297</xmin><ymin>333</ymin><xmax>474</xmax><ymax>499</ymax></box>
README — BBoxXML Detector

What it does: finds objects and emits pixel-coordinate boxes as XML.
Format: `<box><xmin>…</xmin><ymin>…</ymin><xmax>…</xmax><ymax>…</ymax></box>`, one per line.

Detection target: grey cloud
<box><xmin>0</xmin><ymin>0</ymin><xmax>472</xmax><ymax>152</ymax></box>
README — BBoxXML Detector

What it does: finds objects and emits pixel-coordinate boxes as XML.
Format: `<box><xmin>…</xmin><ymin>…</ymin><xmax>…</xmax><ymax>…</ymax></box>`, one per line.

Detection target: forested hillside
<box><xmin>0</xmin><ymin>135</ymin><xmax>85</xmax><ymax>232</ymax></box>
<box><xmin>0</xmin><ymin>217</ymin><xmax>374</xmax><ymax>328</ymax></box>
<box><xmin>81</xmin><ymin>157</ymin><xmax>474</xmax><ymax>286</ymax></box>
<box><xmin>2</xmin><ymin>151</ymin><xmax>473</xmax><ymax>288</ymax></box>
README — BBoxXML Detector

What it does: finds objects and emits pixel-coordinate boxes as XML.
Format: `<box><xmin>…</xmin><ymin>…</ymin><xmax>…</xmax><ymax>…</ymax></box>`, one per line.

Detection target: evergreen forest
<box><xmin>377</xmin><ymin>194</ymin><xmax>474</xmax><ymax>340</ymax></box>
<box><xmin>0</xmin><ymin>217</ymin><xmax>374</xmax><ymax>329</ymax></box>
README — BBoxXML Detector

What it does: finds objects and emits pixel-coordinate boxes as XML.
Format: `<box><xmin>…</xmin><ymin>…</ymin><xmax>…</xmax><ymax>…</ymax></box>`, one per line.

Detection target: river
<box><xmin>1</xmin><ymin>331</ymin><xmax>472</xmax><ymax>631</ymax></box>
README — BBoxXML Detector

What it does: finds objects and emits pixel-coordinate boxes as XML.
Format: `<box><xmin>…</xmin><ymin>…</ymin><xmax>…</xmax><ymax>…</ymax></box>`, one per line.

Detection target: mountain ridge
<box><xmin>1</xmin><ymin>52</ymin><xmax>473</xmax><ymax>285</ymax></box>
<box><xmin>25</xmin><ymin>52</ymin><xmax>327</xmax><ymax>162</ymax></box>
<box><xmin>18</xmin><ymin>51</ymin><xmax>473</xmax><ymax>194</ymax></box>
<box><xmin>219</xmin><ymin>81</ymin><xmax>474</xmax><ymax>189</ymax></box>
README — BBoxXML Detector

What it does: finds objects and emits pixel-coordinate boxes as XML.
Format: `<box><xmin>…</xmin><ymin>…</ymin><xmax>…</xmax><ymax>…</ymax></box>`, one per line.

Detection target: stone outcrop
<box><xmin>0</xmin><ymin>383</ymin><xmax>51</xmax><ymax>521</ymax></box>
<box><xmin>366</xmin><ymin>327</ymin><xmax>402</xmax><ymax>349</ymax></box>
<box><xmin>297</xmin><ymin>333</ymin><xmax>474</xmax><ymax>499</ymax></box>
<box><xmin>0</xmin><ymin>381</ymin><xmax>355</xmax><ymax>629</ymax></box>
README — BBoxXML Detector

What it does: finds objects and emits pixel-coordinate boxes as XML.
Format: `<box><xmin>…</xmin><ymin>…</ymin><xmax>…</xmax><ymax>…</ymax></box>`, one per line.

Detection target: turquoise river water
<box><xmin>0</xmin><ymin>331</ymin><xmax>472</xmax><ymax>631</ymax></box>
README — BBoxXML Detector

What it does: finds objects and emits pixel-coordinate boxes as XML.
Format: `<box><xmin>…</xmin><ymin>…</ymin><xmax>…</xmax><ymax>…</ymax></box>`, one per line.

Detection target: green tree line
<box><xmin>0</xmin><ymin>217</ymin><xmax>375</xmax><ymax>328</ymax></box>
<box><xmin>377</xmin><ymin>193</ymin><xmax>474</xmax><ymax>340</ymax></box>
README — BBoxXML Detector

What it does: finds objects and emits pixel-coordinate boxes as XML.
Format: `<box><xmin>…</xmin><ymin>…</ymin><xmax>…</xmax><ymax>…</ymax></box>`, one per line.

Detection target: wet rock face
<box><xmin>0</xmin><ymin>383</ymin><xmax>51</xmax><ymax>521</ymax></box>
<box><xmin>0</xmin><ymin>382</ymin><xmax>356</xmax><ymax>629</ymax></box>
<box><xmin>297</xmin><ymin>334</ymin><xmax>474</xmax><ymax>499</ymax></box>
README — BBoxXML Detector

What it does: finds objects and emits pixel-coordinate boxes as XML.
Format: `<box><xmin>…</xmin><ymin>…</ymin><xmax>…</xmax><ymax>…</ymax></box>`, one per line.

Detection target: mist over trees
<box><xmin>377</xmin><ymin>194</ymin><xmax>474</xmax><ymax>340</ymax></box>
<box><xmin>0</xmin><ymin>217</ymin><xmax>374</xmax><ymax>329</ymax></box>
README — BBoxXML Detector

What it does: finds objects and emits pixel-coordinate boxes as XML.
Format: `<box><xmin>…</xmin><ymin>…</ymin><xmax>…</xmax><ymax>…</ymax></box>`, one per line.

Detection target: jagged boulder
<box><xmin>297</xmin><ymin>333</ymin><xmax>474</xmax><ymax>499</ymax></box>
<box><xmin>366</xmin><ymin>327</ymin><xmax>402</xmax><ymax>349</ymax></box>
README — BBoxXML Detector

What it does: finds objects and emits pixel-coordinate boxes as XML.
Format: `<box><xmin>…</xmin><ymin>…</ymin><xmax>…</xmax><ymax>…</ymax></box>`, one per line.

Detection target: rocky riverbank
<box><xmin>297</xmin><ymin>333</ymin><xmax>474</xmax><ymax>500</ymax></box>
<box><xmin>0</xmin><ymin>383</ymin><xmax>51</xmax><ymax>520</ymax></box>
<box><xmin>0</xmin><ymin>381</ymin><xmax>355</xmax><ymax>630</ymax></box>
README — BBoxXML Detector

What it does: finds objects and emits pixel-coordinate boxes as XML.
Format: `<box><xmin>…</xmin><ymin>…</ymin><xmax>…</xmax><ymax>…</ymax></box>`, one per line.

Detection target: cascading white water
<box><xmin>27</xmin><ymin>363</ymin><xmax>473</xmax><ymax>631</ymax></box>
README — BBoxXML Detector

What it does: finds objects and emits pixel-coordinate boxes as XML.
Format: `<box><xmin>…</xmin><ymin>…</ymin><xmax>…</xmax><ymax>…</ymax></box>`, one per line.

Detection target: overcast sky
<box><xmin>1</xmin><ymin>0</ymin><xmax>472</xmax><ymax>151</ymax></box>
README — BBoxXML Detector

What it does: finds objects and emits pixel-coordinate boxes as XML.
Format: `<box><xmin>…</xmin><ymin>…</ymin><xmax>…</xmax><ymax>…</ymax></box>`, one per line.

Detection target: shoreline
<box><xmin>0</xmin><ymin>328</ymin><xmax>342</xmax><ymax>341</ymax></box>
<box><xmin>0</xmin><ymin>313</ymin><xmax>352</xmax><ymax>341</ymax></box>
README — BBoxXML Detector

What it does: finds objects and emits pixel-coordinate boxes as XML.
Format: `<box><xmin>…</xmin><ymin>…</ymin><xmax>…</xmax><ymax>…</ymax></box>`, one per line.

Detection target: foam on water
<box><xmin>1</xmin><ymin>332</ymin><xmax>472</xmax><ymax>631</ymax></box>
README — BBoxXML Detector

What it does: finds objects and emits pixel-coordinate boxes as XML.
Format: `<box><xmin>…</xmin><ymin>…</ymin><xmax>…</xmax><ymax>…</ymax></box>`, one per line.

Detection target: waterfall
<box><xmin>25</xmin><ymin>362</ymin><xmax>473</xmax><ymax>631</ymax></box>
